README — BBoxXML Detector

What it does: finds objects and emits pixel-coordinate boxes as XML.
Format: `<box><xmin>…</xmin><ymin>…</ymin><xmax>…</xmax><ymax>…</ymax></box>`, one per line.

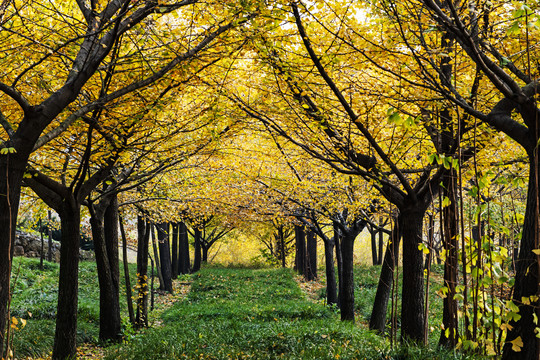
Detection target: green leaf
<box><xmin>0</xmin><ymin>147</ymin><xmax>16</xmax><ymax>155</ymax></box>
<box><xmin>442</xmin><ymin>196</ymin><xmax>451</xmax><ymax>208</ymax></box>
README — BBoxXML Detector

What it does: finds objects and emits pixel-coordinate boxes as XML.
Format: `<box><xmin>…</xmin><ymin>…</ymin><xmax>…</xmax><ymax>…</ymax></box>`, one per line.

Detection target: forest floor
<box><xmin>10</xmin><ymin>259</ymin><xmax>479</xmax><ymax>360</ymax></box>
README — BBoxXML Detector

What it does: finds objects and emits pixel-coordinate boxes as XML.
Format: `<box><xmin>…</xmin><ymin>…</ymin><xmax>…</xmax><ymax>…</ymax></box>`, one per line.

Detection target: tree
<box><xmin>364</xmin><ymin>0</ymin><xmax>540</xmax><ymax>356</ymax></box>
<box><xmin>0</xmin><ymin>1</ymin><xmax>257</xmax><ymax>355</ymax></box>
<box><xmin>156</xmin><ymin>222</ymin><xmax>174</xmax><ymax>294</ymax></box>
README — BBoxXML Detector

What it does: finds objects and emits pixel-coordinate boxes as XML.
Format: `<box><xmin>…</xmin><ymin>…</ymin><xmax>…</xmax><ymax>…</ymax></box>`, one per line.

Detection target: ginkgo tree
<box><xmin>351</xmin><ymin>0</ymin><xmax>540</xmax><ymax>357</ymax></box>
<box><xmin>0</xmin><ymin>0</ymin><xmax>260</xmax><ymax>357</ymax></box>
<box><xmin>219</xmin><ymin>0</ymin><xmax>505</xmax><ymax>344</ymax></box>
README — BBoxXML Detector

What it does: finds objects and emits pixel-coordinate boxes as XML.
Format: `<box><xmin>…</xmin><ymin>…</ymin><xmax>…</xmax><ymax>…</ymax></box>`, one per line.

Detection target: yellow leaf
<box><xmin>510</xmin><ymin>336</ymin><xmax>523</xmax><ymax>352</ymax></box>
<box><xmin>532</xmin><ymin>249</ymin><xmax>540</xmax><ymax>255</ymax></box>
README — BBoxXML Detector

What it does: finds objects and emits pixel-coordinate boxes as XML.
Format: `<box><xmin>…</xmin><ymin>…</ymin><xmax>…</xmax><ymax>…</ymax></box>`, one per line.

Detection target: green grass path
<box><xmin>105</xmin><ymin>267</ymin><xmax>387</xmax><ymax>360</ymax></box>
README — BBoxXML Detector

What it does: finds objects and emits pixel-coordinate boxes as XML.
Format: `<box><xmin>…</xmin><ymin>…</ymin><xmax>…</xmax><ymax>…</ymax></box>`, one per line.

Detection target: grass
<box><xmin>350</xmin><ymin>264</ymin><xmax>446</xmax><ymax>347</ymax></box>
<box><xmin>8</xmin><ymin>256</ymin><xmax>137</xmax><ymax>358</ymax></box>
<box><xmin>8</xmin><ymin>258</ymin><xmax>484</xmax><ymax>359</ymax></box>
<box><xmin>105</xmin><ymin>267</ymin><xmax>389</xmax><ymax>360</ymax></box>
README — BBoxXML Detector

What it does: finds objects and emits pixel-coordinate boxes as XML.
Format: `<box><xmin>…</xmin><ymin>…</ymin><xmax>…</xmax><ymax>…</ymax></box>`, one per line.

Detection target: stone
<box><xmin>13</xmin><ymin>245</ymin><xmax>24</xmax><ymax>256</ymax></box>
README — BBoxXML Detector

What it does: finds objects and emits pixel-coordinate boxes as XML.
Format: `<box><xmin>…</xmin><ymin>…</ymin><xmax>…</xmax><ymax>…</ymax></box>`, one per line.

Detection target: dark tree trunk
<box><xmin>439</xmin><ymin>170</ymin><xmax>459</xmax><ymax>347</ymax></box>
<box><xmin>52</xmin><ymin>201</ymin><xmax>81</xmax><ymax>360</ymax></box>
<box><xmin>378</xmin><ymin>226</ymin><xmax>384</xmax><ymax>265</ymax></box>
<box><xmin>503</xmin><ymin>159</ymin><xmax>540</xmax><ymax>360</ymax></box>
<box><xmin>171</xmin><ymin>223</ymin><xmax>179</xmax><ymax>279</ymax></box>
<box><xmin>279</xmin><ymin>226</ymin><xmax>287</xmax><ymax>268</ymax></box>
<box><xmin>0</xmin><ymin>153</ymin><xmax>26</xmax><ymax>355</ymax></box>
<box><xmin>334</xmin><ymin>225</ymin><xmax>343</xmax><ymax>308</ymax></box>
<box><xmin>39</xmin><ymin>219</ymin><xmax>44</xmax><ymax>269</ymax></box>
<box><xmin>157</xmin><ymin>223</ymin><xmax>173</xmax><ymax>294</ymax></box>
<box><xmin>178</xmin><ymin>222</ymin><xmax>190</xmax><ymax>274</ymax></box>
<box><xmin>324</xmin><ymin>238</ymin><xmax>338</xmax><ymax>306</ymax></box>
<box><xmin>103</xmin><ymin>194</ymin><xmax>121</xmax><ymax>340</ymax></box>
<box><xmin>340</xmin><ymin>232</ymin><xmax>356</xmax><ymax>321</ymax></box>
<box><xmin>119</xmin><ymin>215</ymin><xmax>134</xmax><ymax>325</ymax></box>
<box><xmin>192</xmin><ymin>228</ymin><xmax>202</xmax><ymax>273</ymax></box>
<box><xmin>89</xmin><ymin>199</ymin><xmax>121</xmax><ymax>343</ymax></box>
<box><xmin>48</xmin><ymin>210</ymin><xmax>53</xmax><ymax>262</ymax></box>
<box><xmin>202</xmin><ymin>245</ymin><xmax>209</xmax><ymax>263</ymax></box>
<box><xmin>306</xmin><ymin>229</ymin><xmax>317</xmax><ymax>280</ymax></box>
<box><xmin>135</xmin><ymin>216</ymin><xmax>150</xmax><ymax>328</ymax></box>
<box><xmin>400</xmin><ymin>205</ymin><xmax>427</xmax><ymax>343</ymax></box>
<box><xmin>295</xmin><ymin>224</ymin><xmax>306</xmax><ymax>276</ymax></box>
<box><xmin>369</xmin><ymin>218</ymin><xmax>400</xmax><ymax>333</ymax></box>
<box><xmin>150</xmin><ymin>224</ymin><xmax>164</xmax><ymax>290</ymax></box>
<box><xmin>370</xmin><ymin>226</ymin><xmax>378</xmax><ymax>266</ymax></box>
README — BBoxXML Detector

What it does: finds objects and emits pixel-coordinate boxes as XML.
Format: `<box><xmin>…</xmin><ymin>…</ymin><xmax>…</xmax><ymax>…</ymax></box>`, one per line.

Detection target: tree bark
<box><xmin>150</xmin><ymin>224</ymin><xmax>164</xmax><ymax>290</ymax></box>
<box><xmin>400</xmin><ymin>205</ymin><xmax>427</xmax><ymax>343</ymax></box>
<box><xmin>135</xmin><ymin>216</ymin><xmax>150</xmax><ymax>328</ymax></box>
<box><xmin>202</xmin><ymin>245</ymin><xmax>209</xmax><ymax>263</ymax></box>
<box><xmin>119</xmin><ymin>215</ymin><xmax>134</xmax><ymax>325</ymax></box>
<box><xmin>439</xmin><ymin>170</ymin><xmax>459</xmax><ymax>347</ymax></box>
<box><xmin>334</xmin><ymin>225</ymin><xmax>343</xmax><ymax>309</ymax></box>
<box><xmin>324</xmin><ymin>237</ymin><xmax>338</xmax><ymax>306</ymax></box>
<box><xmin>369</xmin><ymin>226</ymin><xmax>378</xmax><ymax>266</ymax></box>
<box><xmin>306</xmin><ymin>229</ymin><xmax>317</xmax><ymax>280</ymax></box>
<box><xmin>278</xmin><ymin>225</ymin><xmax>287</xmax><ymax>268</ymax></box>
<box><xmin>339</xmin><ymin>231</ymin><xmax>356</xmax><ymax>321</ymax></box>
<box><xmin>171</xmin><ymin>223</ymin><xmax>179</xmax><ymax>279</ymax></box>
<box><xmin>369</xmin><ymin>217</ymin><xmax>400</xmax><ymax>333</ymax></box>
<box><xmin>157</xmin><ymin>223</ymin><xmax>173</xmax><ymax>294</ymax></box>
<box><xmin>178</xmin><ymin>222</ymin><xmax>190</xmax><ymax>274</ymax></box>
<box><xmin>378</xmin><ymin>226</ymin><xmax>384</xmax><ymax>265</ymax></box>
<box><xmin>52</xmin><ymin>200</ymin><xmax>81</xmax><ymax>360</ymax></box>
<box><xmin>89</xmin><ymin>197</ymin><xmax>121</xmax><ymax>343</ymax></box>
<box><xmin>0</xmin><ymin>153</ymin><xmax>26</xmax><ymax>355</ymax></box>
<box><xmin>503</xmin><ymin>158</ymin><xmax>539</xmax><ymax>360</ymax></box>
<box><xmin>192</xmin><ymin>227</ymin><xmax>202</xmax><ymax>273</ymax></box>
<box><xmin>295</xmin><ymin>224</ymin><xmax>306</xmax><ymax>276</ymax></box>
<box><xmin>103</xmin><ymin>194</ymin><xmax>121</xmax><ymax>340</ymax></box>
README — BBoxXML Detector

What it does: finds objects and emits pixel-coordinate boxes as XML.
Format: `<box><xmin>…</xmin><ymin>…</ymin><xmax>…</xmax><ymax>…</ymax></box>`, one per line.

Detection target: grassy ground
<box><xmin>8</xmin><ymin>257</ymin><xmax>139</xmax><ymax>359</ymax></box>
<box><xmin>8</xmin><ymin>258</ymin><xmax>482</xmax><ymax>359</ymax></box>
<box><xmin>105</xmin><ymin>267</ymin><xmax>389</xmax><ymax>360</ymax></box>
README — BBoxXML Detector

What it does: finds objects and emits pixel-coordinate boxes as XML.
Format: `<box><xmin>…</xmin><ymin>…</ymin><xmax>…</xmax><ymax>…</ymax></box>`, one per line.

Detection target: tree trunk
<box><xmin>135</xmin><ymin>216</ymin><xmax>150</xmax><ymax>328</ymax></box>
<box><xmin>503</xmin><ymin>158</ymin><xmax>539</xmax><ymax>360</ymax></box>
<box><xmin>52</xmin><ymin>200</ymin><xmax>81</xmax><ymax>360</ymax></box>
<box><xmin>157</xmin><ymin>223</ymin><xmax>173</xmax><ymax>294</ymax></box>
<box><xmin>306</xmin><ymin>229</ymin><xmax>317</xmax><ymax>281</ymax></box>
<box><xmin>340</xmin><ymin>232</ymin><xmax>356</xmax><ymax>321</ymax></box>
<box><xmin>178</xmin><ymin>222</ymin><xmax>190</xmax><ymax>274</ymax></box>
<box><xmin>370</xmin><ymin>227</ymin><xmax>378</xmax><ymax>266</ymax></box>
<box><xmin>324</xmin><ymin>238</ymin><xmax>338</xmax><ymax>306</ymax></box>
<box><xmin>192</xmin><ymin>228</ymin><xmax>202</xmax><ymax>273</ymax></box>
<box><xmin>439</xmin><ymin>169</ymin><xmax>459</xmax><ymax>347</ymax></box>
<box><xmin>89</xmin><ymin>201</ymin><xmax>121</xmax><ymax>343</ymax></box>
<box><xmin>279</xmin><ymin>226</ymin><xmax>287</xmax><ymax>268</ymax></box>
<box><xmin>103</xmin><ymin>194</ymin><xmax>121</xmax><ymax>340</ymax></box>
<box><xmin>378</xmin><ymin>225</ymin><xmax>384</xmax><ymax>265</ymax></box>
<box><xmin>400</xmin><ymin>206</ymin><xmax>427</xmax><ymax>343</ymax></box>
<box><xmin>171</xmin><ymin>223</ymin><xmax>179</xmax><ymax>279</ymax></box>
<box><xmin>150</xmin><ymin>224</ymin><xmax>164</xmax><ymax>290</ymax></box>
<box><xmin>370</xmin><ymin>218</ymin><xmax>400</xmax><ymax>333</ymax></box>
<box><xmin>295</xmin><ymin>224</ymin><xmax>306</xmax><ymax>276</ymax></box>
<box><xmin>334</xmin><ymin>225</ymin><xmax>343</xmax><ymax>308</ymax></box>
<box><xmin>0</xmin><ymin>153</ymin><xmax>26</xmax><ymax>355</ymax></box>
<box><xmin>202</xmin><ymin>245</ymin><xmax>209</xmax><ymax>263</ymax></box>
<box><xmin>119</xmin><ymin>215</ymin><xmax>134</xmax><ymax>325</ymax></box>
<box><xmin>48</xmin><ymin>210</ymin><xmax>53</xmax><ymax>262</ymax></box>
